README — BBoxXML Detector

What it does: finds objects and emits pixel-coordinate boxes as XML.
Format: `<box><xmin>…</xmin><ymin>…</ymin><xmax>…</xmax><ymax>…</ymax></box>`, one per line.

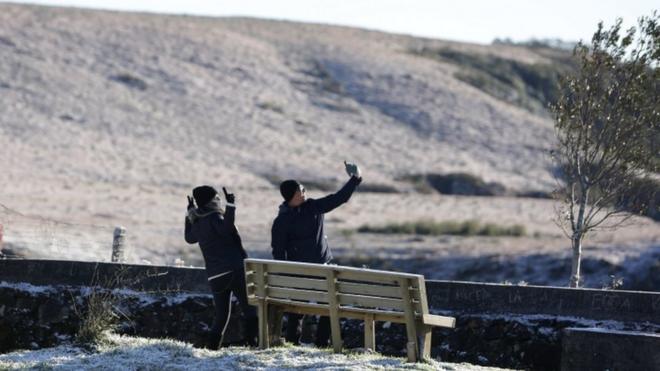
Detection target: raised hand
<box><xmin>222</xmin><ymin>187</ymin><xmax>235</xmax><ymax>205</ymax></box>
<box><xmin>344</xmin><ymin>161</ymin><xmax>361</xmax><ymax>179</ymax></box>
<box><xmin>187</xmin><ymin>195</ymin><xmax>195</xmax><ymax>210</ymax></box>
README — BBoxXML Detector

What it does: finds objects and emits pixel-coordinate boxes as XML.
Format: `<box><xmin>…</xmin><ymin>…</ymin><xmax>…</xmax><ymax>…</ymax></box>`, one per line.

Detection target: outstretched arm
<box><xmin>223</xmin><ymin>187</ymin><xmax>236</xmax><ymax>226</ymax></box>
<box><xmin>308</xmin><ymin>175</ymin><xmax>362</xmax><ymax>214</ymax></box>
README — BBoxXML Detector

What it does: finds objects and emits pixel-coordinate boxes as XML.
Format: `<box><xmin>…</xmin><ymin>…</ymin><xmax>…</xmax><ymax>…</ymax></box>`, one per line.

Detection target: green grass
<box><xmin>357</xmin><ymin>220</ymin><xmax>526</xmax><ymax>237</ymax></box>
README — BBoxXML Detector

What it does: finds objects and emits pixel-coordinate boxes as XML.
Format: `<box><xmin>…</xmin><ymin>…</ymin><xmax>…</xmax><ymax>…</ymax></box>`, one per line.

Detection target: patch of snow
<box><xmin>431</xmin><ymin>310</ymin><xmax>660</xmax><ymax>332</ymax></box>
<box><xmin>568</xmin><ymin>327</ymin><xmax>660</xmax><ymax>337</ymax></box>
<box><xmin>537</xmin><ymin>327</ymin><xmax>555</xmax><ymax>336</ymax></box>
<box><xmin>0</xmin><ymin>281</ymin><xmax>57</xmax><ymax>295</ymax></box>
<box><xmin>0</xmin><ymin>333</ymin><xmax>515</xmax><ymax>370</ymax></box>
<box><xmin>1</xmin><ymin>281</ymin><xmax>210</xmax><ymax>307</ymax></box>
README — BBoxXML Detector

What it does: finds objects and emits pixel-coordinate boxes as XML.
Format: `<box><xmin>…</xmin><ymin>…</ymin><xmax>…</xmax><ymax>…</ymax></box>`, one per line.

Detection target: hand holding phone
<box><xmin>222</xmin><ymin>187</ymin><xmax>235</xmax><ymax>204</ymax></box>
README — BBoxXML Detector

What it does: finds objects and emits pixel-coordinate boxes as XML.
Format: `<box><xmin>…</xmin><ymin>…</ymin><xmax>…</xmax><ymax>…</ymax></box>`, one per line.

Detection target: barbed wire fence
<box><xmin>0</xmin><ymin>202</ymin><xmax>273</xmax><ymax>265</ymax></box>
<box><xmin>0</xmin><ymin>202</ymin><xmax>120</xmax><ymax>262</ymax></box>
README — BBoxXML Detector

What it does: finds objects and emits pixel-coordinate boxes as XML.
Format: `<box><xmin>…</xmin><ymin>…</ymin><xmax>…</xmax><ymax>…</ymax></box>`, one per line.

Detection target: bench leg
<box><xmin>405</xmin><ymin>341</ymin><xmax>418</xmax><ymax>363</ymax></box>
<box><xmin>400</xmin><ymin>278</ymin><xmax>418</xmax><ymax>362</ymax></box>
<box><xmin>417</xmin><ymin>323</ymin><xmax>432</xmax><ymax>360</ymax></box>
<box><xmin>257</xmin><ymin>301</ymin><xmax>269</xmax><ymax>349</ymax></box>
<box><xmin>364</xmin><ymin>314</ymin><xmax>375</xmax><ymax>351</ymax></box>
<box><xmin>329</xmin><ymin>314</ymin><xmax>342</xmax><ymax>352</ymax></box>
<box><xmin>404</xmin><ymin>322</ymin><xmax>418</xmax><ymax>362</ymax></box>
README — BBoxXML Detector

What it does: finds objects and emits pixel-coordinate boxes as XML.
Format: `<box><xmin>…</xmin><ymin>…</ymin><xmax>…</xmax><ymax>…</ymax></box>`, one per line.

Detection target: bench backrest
<box><xmin>244</xmin><ymin>258</ymin><xmax>430</xmax><ymax>319</ymax></box>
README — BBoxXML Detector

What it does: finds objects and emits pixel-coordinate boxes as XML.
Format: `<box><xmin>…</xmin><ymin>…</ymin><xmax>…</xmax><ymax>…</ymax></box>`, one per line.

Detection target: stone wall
<box><xmin>0</xmin><ymin>259</ymin><xmax>209</xmax><ymax>292</ymax></box>
<box><xmin>560</xmin><ymin>328</ymin><xmax>660</xmax><ymax>370</ymax></box>
<box><xmin>0</xmin><ymin>284</ymin><xmax>225</xmax><ymax>352</ymax></box>
<box><xmin>426</xmin><ymin>280</ymin><xmax>659</xmax><ymax>323</ymax></box>
<box><xmin>1</xmin><ymin>259</ymin><xmax>659</xmax><ymax>370</ymax></box>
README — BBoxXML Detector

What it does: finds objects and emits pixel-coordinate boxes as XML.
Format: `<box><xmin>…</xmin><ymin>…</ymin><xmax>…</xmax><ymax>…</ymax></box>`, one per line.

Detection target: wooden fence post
<box><xmin>111</xmin><ymin>226</ymin><xmax>126</xmax><ymax>263</ymax></box>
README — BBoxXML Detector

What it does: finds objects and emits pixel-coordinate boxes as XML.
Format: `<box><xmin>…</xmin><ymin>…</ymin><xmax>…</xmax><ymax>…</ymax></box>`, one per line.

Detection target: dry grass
<box><xmin>356</xmin><ymin>220</ymin><xmax>526</xmax><ymax>237</ymax></box>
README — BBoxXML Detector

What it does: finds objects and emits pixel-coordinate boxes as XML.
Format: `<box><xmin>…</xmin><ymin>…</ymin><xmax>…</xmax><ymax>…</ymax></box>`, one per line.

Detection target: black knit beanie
<box><xmin>192</xmin><ymin>185</ymin><xmax>218</xmax><ymax>207</ymax></box>
<box><xmin>279</xmin><ymin>180</ymin><xmax>300</xmax><ymax>202</ymax></box>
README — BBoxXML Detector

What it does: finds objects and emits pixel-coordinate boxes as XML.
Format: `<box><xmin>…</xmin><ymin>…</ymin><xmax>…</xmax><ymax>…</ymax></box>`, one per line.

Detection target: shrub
<box><xmin>72</xmin><ymin>266</ymin><xmax>130</xmax><ymax>348</ymax></box>
<box><xmin>109</xmin><ymin>73</ymin><xmax>147</xmax><ymax>91</ymax></box>
<box><xmin>399</xmin><ymin>173</ymin><xmax>508</xmax><ymax>196</ymax></box>
<box><xmin>75</xmin><ymin>289</ymin><xmax>119</xmax><ymax>347</ymax></box>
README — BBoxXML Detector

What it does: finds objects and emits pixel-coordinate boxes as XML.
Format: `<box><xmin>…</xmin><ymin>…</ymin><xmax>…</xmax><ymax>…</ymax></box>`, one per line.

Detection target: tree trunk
<box><xmin>570</xmin><ymin>182</ymin><xmax>589</xmax><ymax>288</ymax></box>
<box><xmin>569</xmin><ymin>232</ymin><xmax>583</xmax><ymax>287</ymax></box>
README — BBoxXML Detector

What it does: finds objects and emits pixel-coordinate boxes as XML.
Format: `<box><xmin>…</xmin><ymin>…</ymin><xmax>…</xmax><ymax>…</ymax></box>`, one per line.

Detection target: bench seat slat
<box><xmin>268</xmin><ymin>275</ymin><xmax>327</xmax><ymax>291</ymax></box>
<box><xmin>264</xmin><ymin>265</ymin><xmax>328</xmax><ymax>279</ymax></box>
<box><xmin>255</xmin><ymin>297</ymin><xmax>410</xmax><ymax>324</ymax></box>
<box><xmin>337</xmin><ymin>293</ymin><xmax>406</xmax><ymax>311</ymax></box>
<box><xmin>267</xmin><ymin>286</ymin><xmax>328</xmax><ymax>303</ymax></box>
<box><xmin>337</xmin><ymin>282</ymin><xmax>402</xmax><ymax>299</ymax></box>
<box><xmin>336</xmin><ymin>270</ymin><xmax>404</xmax><ymax>286</ymax></box>
<box><xmin>267</xmin><ymin>276</ymin><xmax>405</xmax><ymax>300</ymax></box>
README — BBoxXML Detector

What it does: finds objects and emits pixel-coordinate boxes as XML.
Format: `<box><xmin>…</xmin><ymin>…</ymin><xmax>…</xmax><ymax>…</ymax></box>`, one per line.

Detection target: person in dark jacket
<box><xmin>185</xmin><ymin>185</ymin><xmax>257</xmax><ymax>349</ymax></box>
<box><xmin>271</xmin><ymin>161</ymin><xmax>362</xmax><ymax>347</ymax></box>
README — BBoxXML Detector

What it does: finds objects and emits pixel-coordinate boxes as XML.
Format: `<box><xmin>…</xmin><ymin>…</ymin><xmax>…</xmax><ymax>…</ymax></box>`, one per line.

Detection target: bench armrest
<box><xmin>422</xmin><ymin>314</ymin><xmax>456</xmax><ymax>328</ymax></box>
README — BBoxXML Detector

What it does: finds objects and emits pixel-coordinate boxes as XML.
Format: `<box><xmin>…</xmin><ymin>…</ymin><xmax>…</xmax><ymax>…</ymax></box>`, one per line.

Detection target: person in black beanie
<box><xmin>271</xmin><ymin>161</ymin><xmax>362</xmax><ymax>347</ymax></box>
<box><xmin>184</xmin><ymin>185</ymin><xmax>257</xmax><ymax>349</ymax></box>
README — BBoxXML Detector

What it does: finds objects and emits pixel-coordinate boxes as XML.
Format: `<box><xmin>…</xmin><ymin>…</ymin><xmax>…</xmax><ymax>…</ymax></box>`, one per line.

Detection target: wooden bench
<box><xmin>244</xmin><ymin>258</ymin><xmax>456</xmax><ymax>362</ymax></box>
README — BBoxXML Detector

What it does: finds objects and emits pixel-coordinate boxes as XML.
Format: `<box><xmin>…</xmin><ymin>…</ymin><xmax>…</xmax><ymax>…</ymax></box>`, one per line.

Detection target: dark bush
<box><xmin>109</xmin><ymin>73</ymin><xmax>147</xmax><ymax>91</ymax></box>
<box><xmin>399</xmin><ymin>173</ymin><xmax>508</xmax><ymax>196</ymax></box>
<box><xmin>516</xmin><ymin>190</ymin><xmax>553</xmax><ymax>199</ymax></box>
<box><xmin>412</xmin><ymin>47</ymin><xmax>575</xmax><ymax>114</ymax></box>
<box><xmin>262</xmin><ymin>174</ymin><xmax>337</xmax><ymax>192</ymax></box>
<box><xmin>0</xmin><ymin>36</ymin><xmax>16</xmax><ymax>48</ymax></box>
<box><xmin>357</xmin><ymin>183</ymin><xmax>399</xmax><ymax>193</ymax></box>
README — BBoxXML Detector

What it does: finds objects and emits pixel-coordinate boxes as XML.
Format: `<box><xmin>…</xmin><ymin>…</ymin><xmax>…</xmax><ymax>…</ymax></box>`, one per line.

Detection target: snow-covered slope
<box><xmin>0</xmin><ymin>3</ymin><xmax>555</xmax><ymax>194</ymax></box>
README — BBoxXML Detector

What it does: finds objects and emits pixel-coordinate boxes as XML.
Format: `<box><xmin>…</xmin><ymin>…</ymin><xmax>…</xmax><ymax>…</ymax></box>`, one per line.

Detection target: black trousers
<box><xmin>207</xmin><ymin>267</ymin><xmax>257</xmax><ymax>349</ymax></box>
<box><xmin>285</xmin><ymin>313</ymin><xmax>331</xmax><ymax>347</ymax></box>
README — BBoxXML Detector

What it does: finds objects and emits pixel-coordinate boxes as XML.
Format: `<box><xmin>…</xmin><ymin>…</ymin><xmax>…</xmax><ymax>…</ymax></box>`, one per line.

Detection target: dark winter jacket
<box><xmin>271</xmin><ymin>176</ymin><xmax>361</xmax><ymax>263</ymax></box>
<box><xmin>185</xmin><ymin>204</ymin><xmax>247</xmax><ymax>279</ymax></box>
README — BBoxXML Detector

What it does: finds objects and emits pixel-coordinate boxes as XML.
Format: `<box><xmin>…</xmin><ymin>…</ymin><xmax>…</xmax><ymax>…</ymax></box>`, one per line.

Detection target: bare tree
<box><xmin>552</xmin><ymin>13</ymin><xmax>659</xmax><ymax>288</ymax></box>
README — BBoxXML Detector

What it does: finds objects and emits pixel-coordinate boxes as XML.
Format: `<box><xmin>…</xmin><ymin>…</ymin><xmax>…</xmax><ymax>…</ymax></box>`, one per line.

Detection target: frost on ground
<box><xmin>0</xmin><ymin>4</ymin><xmax>657</xmax><ymax>288</ymax></box>
<box><xmin>0</xmin><ymin>333</ymin><xmax>514</xmax><ymax>371</ymax></box>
